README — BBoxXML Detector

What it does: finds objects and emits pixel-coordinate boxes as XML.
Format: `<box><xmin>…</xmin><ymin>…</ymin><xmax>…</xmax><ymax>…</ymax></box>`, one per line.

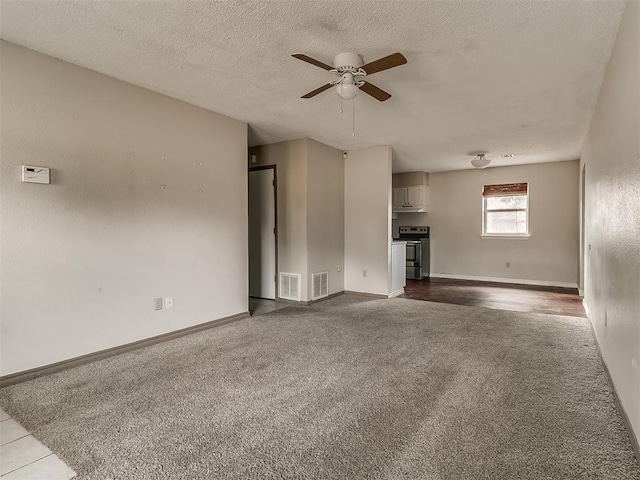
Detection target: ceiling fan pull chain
<box><xmin>352</xmin><ymin>96</ymin><xmax>356</xmax><ymax>137</ymax></box>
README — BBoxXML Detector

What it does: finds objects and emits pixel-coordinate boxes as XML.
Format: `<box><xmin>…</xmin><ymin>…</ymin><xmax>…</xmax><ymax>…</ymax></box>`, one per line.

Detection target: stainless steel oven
<box><xmin>397</xmin><ymin>226</ymin><xmax>430</xmax><ymax>280</ymax></box>
<box><xmin>407</xmin><ymin>240</ymin><xmax>422</xmax><ymax>268</ymax></box>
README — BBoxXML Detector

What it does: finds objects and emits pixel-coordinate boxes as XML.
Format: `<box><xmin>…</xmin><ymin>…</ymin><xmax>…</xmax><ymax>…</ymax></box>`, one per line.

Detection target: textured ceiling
<box><xmin>0</xmin><ymin>0</ymin><xmax>626</xmax><ymax>172</ymax></box>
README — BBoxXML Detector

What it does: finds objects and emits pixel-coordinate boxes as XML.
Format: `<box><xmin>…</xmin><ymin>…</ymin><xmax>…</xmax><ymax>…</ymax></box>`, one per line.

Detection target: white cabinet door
<box><xmin>393</xmin><ymin>187</ymin><xmax>408</xmax><ymax>207</ymax></box>
<box><xmin>407</xmin><ymin>186</ymin><xmax>424</xmax><ymax>206</ymax></box>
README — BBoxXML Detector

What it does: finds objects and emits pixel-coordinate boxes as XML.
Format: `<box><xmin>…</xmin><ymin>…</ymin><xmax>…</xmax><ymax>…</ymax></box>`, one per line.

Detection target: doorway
<box><xmin>249</xmin><ymin>166</ymin><xmax>277</xmax><ymax>300</ymax></box>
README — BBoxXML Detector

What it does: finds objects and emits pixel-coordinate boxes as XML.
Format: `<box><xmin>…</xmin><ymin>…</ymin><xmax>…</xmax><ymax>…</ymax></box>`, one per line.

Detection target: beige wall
<box><xmin>392</xmin><ymin>172</ymin><xmax>429</xmax><ymax>188</ymax></box>
<box><xmin>581</xmin><ymin>0</ymin><xmax>639</xmax><ymax>439</ymax></box>
<box><xmin>307</xmin><ymin>139</ymin><xmax>345</xmax><ymax>297</ymax></box>
<box><xmin>394</xmin><ymin>161</ymin><xmax>579</xmax><ymax>287</ymax></box>
<box><xmin>0</xmin><ymin>42</ymin><xmax>248</xmax><ymax>375</ymax></box>
<box><xmin>250</xmin><ymin>139</ymin><xmax>309</xmax><ymax>300</ymax></box>
<box><xmin>344</xmin><ymin>146</ymin><xmax>393</xmax><ymax>295</ymax></box>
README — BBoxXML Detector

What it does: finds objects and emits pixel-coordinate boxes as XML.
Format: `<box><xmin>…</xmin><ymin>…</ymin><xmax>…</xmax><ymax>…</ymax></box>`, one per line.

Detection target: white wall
<box><xmin>344</xmin><ymin>146</ymin><xmax>392</xmax><ymax>295</ymax></box>
<box><xmin>581</xmin><ymin>0</ymin><xmax>639</xmax><ymax>439</ymax></box>
<box><xmin>0</xmin><ymin>42</ymin><xmax>248</xmax><ymax>376</ymax></box>
<box><xmin>307</xmin><ymin>139</ymin><xmax>345</xmax><ymax>298</ymax></box>
<box><xmin>394</xmin><ymin>161</ymin><xmax>579</xmax><ymax>287</ymax></box>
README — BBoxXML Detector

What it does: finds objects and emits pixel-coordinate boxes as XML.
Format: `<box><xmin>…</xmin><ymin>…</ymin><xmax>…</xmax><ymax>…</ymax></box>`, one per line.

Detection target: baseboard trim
<box><xmin>307</xmin><ymin>291</ymin><xmax>344</xmax><ymax>305</ymax></box>
<box><xmin>429</xmin><ymin>273</ymin><xmax>578</xmax><ymax>290</ymax></box>
<box><xmin>344</xmin><ymin>290</ymin><xmax>388</xmax><ymax>299</ymax></box>
<box><xmin>583</xmin><ymin>300</ymin><xmax>640</xmax><ymax>464</ymax></box>
<box><xmin>0</xmin><ymin>311</ymin><xmax>250</xmax><ymax>388</ymax></box>
<box><xmin>274</xmin><ymin>297</ymin><xmax>307</xmax><ymax>305</ymax></box>
<box><xmin>388</xmin><ymin>288</ymin><xmax>405</xmax><ymax>298</ymax></box>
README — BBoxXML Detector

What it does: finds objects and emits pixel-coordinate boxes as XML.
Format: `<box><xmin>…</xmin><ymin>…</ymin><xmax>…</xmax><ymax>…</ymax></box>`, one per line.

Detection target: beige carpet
<box><xmin>1</xmin><ymin>294</ymin><xmax>638</xmax><ymax>479</ymax></box>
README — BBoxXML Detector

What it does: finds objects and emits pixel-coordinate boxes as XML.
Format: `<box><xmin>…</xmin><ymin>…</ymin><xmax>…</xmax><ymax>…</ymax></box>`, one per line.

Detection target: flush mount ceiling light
<box><xmin>471</xmin><ymin>153</ymin><xmax>491</xmax><ymax>169</ymax></box>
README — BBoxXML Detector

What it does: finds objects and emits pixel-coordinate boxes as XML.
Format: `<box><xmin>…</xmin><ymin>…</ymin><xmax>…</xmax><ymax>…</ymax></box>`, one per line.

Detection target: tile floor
<box><xmin>249</xmin><ymin>297</ymin><xmax>289</xmax><ymax>316</ymax></box>
<box><xmin>0</xmin><ymin>408</ymin><xmax>76</xmax><ymax>479</ymax></box>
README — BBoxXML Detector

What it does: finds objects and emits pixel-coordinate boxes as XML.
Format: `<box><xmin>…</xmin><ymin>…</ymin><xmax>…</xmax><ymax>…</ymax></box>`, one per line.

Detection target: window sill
<box><xmin>481</xmin><ymin>234</ymin><xmax>530</xmax><ymax>240</ymax></box>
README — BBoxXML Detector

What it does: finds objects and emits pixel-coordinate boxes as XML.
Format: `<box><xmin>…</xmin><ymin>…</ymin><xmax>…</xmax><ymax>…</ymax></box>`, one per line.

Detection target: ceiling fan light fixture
<box><xmin>294</xmin><ymin>52</ymin><xmax>405</xmax><ymax>102</ymax></box>
<box><xmin>471</xmin><ymin>154</ymin><xmax>491</xmax><ymax>169</ymax></box>
<box><xmin>335</xmin><ymin>82</ymin><xmax>359</xmax><ymax>100</ymax></box>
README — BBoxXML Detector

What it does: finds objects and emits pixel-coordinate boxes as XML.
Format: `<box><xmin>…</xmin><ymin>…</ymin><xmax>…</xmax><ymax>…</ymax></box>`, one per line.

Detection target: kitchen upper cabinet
<box><xmin>407</xmin><ymin>186</ymin><xmax>424</xmax><ymax>206</ymax></box>
<box><xmin>393</xmin><ymin>187</ymin><xmax>408</xmax><ymax>207</ymax></box>
<box><xmin>393</xmin><ymin>185</ymin><xmax>428</xmax><ymax>212</ymax></box>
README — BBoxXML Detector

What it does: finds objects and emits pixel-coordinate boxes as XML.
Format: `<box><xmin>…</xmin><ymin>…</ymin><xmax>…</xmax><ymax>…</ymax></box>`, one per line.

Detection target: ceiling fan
<box><xmin>292</xmin><ymin>52</ymin><xmax>407</xmax><ymax>102</ymax></box>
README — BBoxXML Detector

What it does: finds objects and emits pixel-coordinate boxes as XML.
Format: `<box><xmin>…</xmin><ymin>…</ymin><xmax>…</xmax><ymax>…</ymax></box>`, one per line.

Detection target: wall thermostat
<box><xmin>22</xmin><ymin>165</ymin><xmax>50</xmax><ymax>184</ymax></box>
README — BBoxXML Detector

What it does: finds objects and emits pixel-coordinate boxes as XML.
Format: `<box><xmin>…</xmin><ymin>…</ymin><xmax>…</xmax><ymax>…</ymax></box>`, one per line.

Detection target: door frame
<box><xmin>249</xmin><ymin>164</ymin><xmax>278</xmax><ymax>299</ymax></box>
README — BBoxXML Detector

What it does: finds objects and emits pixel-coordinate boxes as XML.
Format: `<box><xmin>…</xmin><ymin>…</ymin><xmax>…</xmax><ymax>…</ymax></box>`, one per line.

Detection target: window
<box><xmin>482</xmin><ymin>183</ymin><xmax>529</xmax><ymax>237</ymax></box>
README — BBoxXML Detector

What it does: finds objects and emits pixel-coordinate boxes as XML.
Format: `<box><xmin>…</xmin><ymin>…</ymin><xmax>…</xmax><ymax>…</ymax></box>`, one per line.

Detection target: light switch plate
<box><xmin>22</xmin><ymin>165</ymin><xmax>50</xmax><ymax>184</ymax></box>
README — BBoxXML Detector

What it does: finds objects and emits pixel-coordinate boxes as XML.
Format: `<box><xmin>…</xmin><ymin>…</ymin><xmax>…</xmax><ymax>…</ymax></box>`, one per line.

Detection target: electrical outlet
<box><xmin>165</xmin><ymin>296</ymin><xmax>174</xmax><ymax>309</ymax></box>
<box><xmin>363</xmin><ymin>269</ymin><xmax>367</xmax><ymax>278</ymax></box>
<box><xmin>337</xmin><ymin>265</ymin><xmax>341</xmax><ymax>272</ymax></box>
<box><xmin>506</xmin><ymin>262</ymin><xmax>510</xmax><ymax>268</ymax></box>
<box><xmin>154</xmin><ymin>298</ymin><xmax>163</xmax><ymax>311</ymax></box>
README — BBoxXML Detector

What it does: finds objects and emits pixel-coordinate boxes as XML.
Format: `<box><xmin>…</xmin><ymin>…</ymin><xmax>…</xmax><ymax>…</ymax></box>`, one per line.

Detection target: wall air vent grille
<box><xmin>312</xmin><ymin>271</ymin><xmax>329</xmax><ymax>300</ymax></box>
<box><xmin>279</xmin><ymin>272</ymin><xmax>301</xmax><ymax>301</ymax></box>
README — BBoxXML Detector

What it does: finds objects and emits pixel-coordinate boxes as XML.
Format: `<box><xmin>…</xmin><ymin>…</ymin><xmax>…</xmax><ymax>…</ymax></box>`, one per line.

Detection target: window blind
<box><xmin>483</xmin><ymin>183</ymin><xmax>528</xmax><ymax>197</ymax></box>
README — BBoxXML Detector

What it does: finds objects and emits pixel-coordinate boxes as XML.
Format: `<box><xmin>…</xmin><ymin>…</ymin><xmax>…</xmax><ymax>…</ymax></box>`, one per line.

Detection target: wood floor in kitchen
<box><xmin>401</xmin><ymin>278</ymin><xmax>586</xmax><ymax>317</ymax></box>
